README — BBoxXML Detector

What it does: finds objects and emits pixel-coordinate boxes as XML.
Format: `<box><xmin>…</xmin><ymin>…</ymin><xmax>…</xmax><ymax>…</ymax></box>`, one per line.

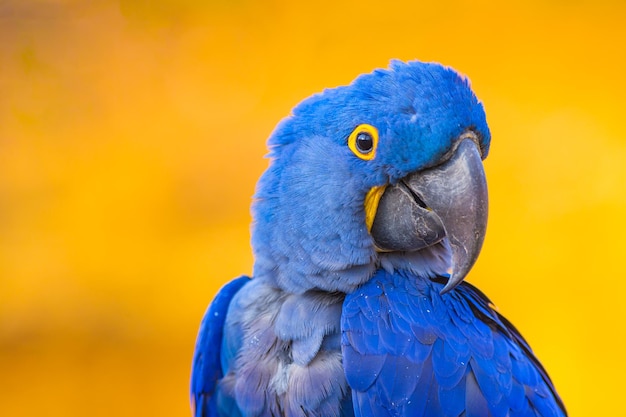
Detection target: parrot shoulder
<box><xmin>341</xmin><ymin>271</ymin><xmax>567</xmax><ymax>417</ymax></box>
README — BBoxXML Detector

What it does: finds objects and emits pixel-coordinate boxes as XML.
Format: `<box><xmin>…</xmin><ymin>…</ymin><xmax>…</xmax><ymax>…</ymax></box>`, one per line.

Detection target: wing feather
<box><xmin>342</xmin><ymin>270</ymin><xmax>567</xmax><ymax>417</ymax></box>
<box><xmin>190</xmin><ymin>276</ymin><xmax>250</xmax><ymax>417</ymax></box>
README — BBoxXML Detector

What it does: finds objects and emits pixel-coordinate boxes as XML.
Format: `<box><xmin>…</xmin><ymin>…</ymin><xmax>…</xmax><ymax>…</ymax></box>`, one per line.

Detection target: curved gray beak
<box><xmin>370</xmin><ymin>139</ymin><xmax>488</xmax><ymax>293</ymax></box>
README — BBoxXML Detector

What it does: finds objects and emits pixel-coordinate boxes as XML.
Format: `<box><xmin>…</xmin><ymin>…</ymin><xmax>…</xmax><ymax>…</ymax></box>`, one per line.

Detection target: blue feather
<box><xmin>190</xmin><ymin>276</ymin><xmax>249</xmax><ymax>417</ymax></box>
<box><xmin>342</xmin><ymin>270</ymin><xmax>567</xmax><ymax>417</ymax></box>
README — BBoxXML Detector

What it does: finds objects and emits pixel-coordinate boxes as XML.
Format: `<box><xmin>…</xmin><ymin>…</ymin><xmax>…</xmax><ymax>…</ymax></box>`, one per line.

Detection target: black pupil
<box><xmin>356</xmin><ymin>132</ymin><xmax>373</xmax><ymax>153</ymax></box>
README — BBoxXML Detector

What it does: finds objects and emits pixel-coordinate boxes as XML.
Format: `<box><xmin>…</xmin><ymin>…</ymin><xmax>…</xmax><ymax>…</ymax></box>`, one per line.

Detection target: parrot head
<box><xmin>252</xmin><ymin>60</ymin><xmax>490</xmax><ymax>294</ymax></box>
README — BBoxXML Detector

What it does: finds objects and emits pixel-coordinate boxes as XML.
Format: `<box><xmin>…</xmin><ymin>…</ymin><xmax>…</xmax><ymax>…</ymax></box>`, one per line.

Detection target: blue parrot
<box><xmin>190</xmin><ymin>60</ymin><xmax>567</xmax><ymax>417</ymax></box>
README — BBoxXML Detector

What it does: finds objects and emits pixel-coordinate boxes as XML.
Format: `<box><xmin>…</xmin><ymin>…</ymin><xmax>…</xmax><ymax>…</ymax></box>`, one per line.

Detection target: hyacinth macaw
<box><xmin>190</xmin><ymin>60</ymin><xmax>567</xmax><ymax>417</ymax></box>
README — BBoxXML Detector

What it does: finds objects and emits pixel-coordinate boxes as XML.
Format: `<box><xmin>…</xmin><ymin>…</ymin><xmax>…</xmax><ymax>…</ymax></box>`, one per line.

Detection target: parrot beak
<box><xmin>369</xmin><ymin>138</ymin><xmax>488</xmax><ymax>293</ymax></box>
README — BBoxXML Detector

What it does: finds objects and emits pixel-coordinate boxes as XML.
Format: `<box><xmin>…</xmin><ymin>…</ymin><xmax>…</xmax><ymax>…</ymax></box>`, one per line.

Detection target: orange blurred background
<box><xmin>1</xmin><ymin>0</ymin><xmax>625</xmax><ymax>416</ymax></box>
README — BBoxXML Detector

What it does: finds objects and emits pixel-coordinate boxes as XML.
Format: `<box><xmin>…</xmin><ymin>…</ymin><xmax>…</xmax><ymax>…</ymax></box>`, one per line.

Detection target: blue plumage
<box><xmin>190</xmin><ymin>60</ymin><xmax>566</xmax><ymax>416</ymax></box>
<box><xmin>191</xmin><ymin>276</ymin><xmax>249</xmax><ymax>417</ymax></box>
<box><xmin>342</xmin><ymin>272</ymin><xmax>565</xmax><ymax>416</ymax></box>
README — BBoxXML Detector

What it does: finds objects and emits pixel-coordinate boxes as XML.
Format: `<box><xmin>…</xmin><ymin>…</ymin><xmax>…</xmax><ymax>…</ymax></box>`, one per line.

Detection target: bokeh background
<box><xmin>1</xmin><ymin>0</ymin><xmax>625</xmax><ymax>416</ymax></box>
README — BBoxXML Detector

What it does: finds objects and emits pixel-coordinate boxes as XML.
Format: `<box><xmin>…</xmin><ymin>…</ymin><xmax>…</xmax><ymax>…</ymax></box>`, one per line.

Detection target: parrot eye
<box><xmin>348</xmin><ymin>124</ymin><xmax>378</xmax><ymax>160</ymax></box>
<box><xmin>356</xmin><ymin>133</ymin><xmax>373</xmax><ymax>152</ymax></box>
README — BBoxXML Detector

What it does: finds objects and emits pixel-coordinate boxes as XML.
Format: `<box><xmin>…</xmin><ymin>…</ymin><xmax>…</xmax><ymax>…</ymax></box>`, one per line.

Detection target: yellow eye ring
<box><xmin>348</xmin><ymin>124</ymin><xmax>378</xmax><ymax>161</ymax></box>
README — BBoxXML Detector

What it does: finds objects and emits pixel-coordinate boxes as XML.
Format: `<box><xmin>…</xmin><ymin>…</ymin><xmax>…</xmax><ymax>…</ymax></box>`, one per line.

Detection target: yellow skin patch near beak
<box><xmin>364</xmin><ymin>185</ymin><xmax>387</xmax><ymax>232</ymax></box>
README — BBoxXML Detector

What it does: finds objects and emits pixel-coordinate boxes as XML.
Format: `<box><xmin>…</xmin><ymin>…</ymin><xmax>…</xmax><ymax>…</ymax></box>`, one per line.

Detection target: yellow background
<box><xmin>1</xmin><ymin>0</ymin><xmax>624</xmax><ymax>416</ymax></box>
